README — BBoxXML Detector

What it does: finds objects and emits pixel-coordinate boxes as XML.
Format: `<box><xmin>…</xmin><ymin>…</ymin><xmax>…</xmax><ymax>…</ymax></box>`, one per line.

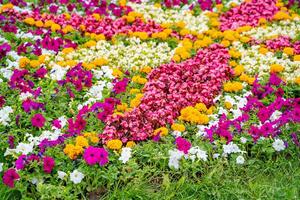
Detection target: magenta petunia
<box><xmin>43</xmin><ymin>156</ymin><xmax>55</xmax><ymax>174</ymax></box>
<box><xmin>175</xmin><ymin>137</ymin><xmax>191</xmax><ymax>154</ymax></box>
<box><xmin>2</xmin><ymin>169</ymin><xmax>20</xmax><ymax>188</ymax></box>
<box><xmin>83</xmin><ymin>146</ymin><xmax>102</xmax><ymax>165</ymax></box>
<box><xmin>31</xmin><ymin>113</ymin><xmax>46</xmax><ymax>128</ymax></box>
<box><xmin>98</xmin><ymin>148</ymin><xmax>109</xmax><ymax>166</ymax></box>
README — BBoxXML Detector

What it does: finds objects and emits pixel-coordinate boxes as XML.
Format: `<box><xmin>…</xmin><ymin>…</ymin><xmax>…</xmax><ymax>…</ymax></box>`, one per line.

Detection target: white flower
<box><xmin>70</xmin><ymin>170</ymin><xmax>84</xmax><ymax>184</ymax></box>
<box><xmin>0</xmin><ymin>163</ymin><xmax>3</xmax><ymax>172</ymax></box>
<box><xmin>50</xmin><ymin>64</ymin><xmax>68</xmax><ymax>80</ymax></box>
<box><xmin>0</xmin><ymin>106</ymin><xmax>13</xmax><ymax>126</ymax></box>
<box><xmin>58</xmin><ymin>171</ymin><xmax>67</xmax><ymax>179</ymax></box>
<box><xmin>31</xmin><ymin>178</ymin><xmax>38</xmax><ymax>185</ymax></box>
<box><xmin>236</xmin><ymin>155</ymin><xmax>245</xmax><ymax>165</ymax></box>
<box><xmin>172</xmin><ymin>131</ymin><xmax>182</xmax><ymax>137</ymax></box>
<box><xmin>272</xmin><ymin>139</ymin><xmax>286</xmax><ymax>151</ymax></box>
<box><xmin>188</xmin><ymin>147</ymin><xmax>208</xmax><ymax>161</ymax></box>
<box><xmin>223</xmin><ymin>142</ymin><xmax>241</xmax><ymax>155</ymax></box>
<box><xmin>15</xmin><ymin>143</ymin><xmax>34</xmax><ymax>155</ymax></box>
<box><xmin>213</xmin><ymin>153</ymin><xmax>220</xmax><ymax>159</ymax></box>
<box><xmin>240</xmin><ymin>137</ymin><xmax>247</xmax><ymax>144</ymax></box>
<box><xmin>168</xmin><ymin>149</ymin><xmax>184</xmax><ymax>169</ymax></box>
<box><xmin>19</xmin><ymin>92</ymin><xmax>33</xmax><ymax>101</ymax></box>
<box><xmin>270</xmin><ymin>110</ymin><xmax>282</xmax><ymax>121</ymax></box>
<box><xmin>119</xmin><ymin>148</ymin><xmax>132</xmax><ymax>164</ymax></box>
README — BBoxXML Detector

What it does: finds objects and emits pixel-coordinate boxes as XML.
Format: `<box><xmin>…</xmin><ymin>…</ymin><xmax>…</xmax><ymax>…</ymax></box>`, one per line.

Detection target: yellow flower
<box><xmin>176</xmin><ymin>21</ymin><xmax>186</xmax><ymax>28</ymax></box>
<box><xmin>44</xmin><ymin>20</ymin><xmax>54</xmax><ymax>27</ymax></box>
<box><xmin>119</xmin><ymin>0</ymin><xmax>127</xmax><ymax>6</ymax></box>
<box><xmin>63</xmin><ymin>144</ymin><xmax>83</xmax><ymax>160</ymax></box>
<box><xmin>206</xmin><ymin>106</ymin><xmax>215</xmax><ymax>115</ymax></box>
<box><xmin>95</xmin><ymin>34</ymin><xmax>106</xmax><ymax>41</ymax></box>
<box><xmin>180</xmin><ymin>29</ymin><xmax>190</xmax><ymax>36</ymax></box>
<box><xmin>295</xmin><ymin>77</ymin><xmax>300</xmax><ymax>85</ymax></box>
<box><xmin>84</xmin><ymin>40</ymin><xmax>97</xmax><ymax>48</ymax></box>
<box><xmin>223</xmin><ymin>81</ymin><xmax>243</xmax><ymax>92</ymax></box>
<box><xmin>126</xmin><ymin>141</ymin><xmax>136</xmax><ymax>148</ymax></box>
<box><xmin>35</xmin><ymin>20</ymin><xmax>44</xmax><ymax>28</ymax></box>
<box><xmin>171</xmin><ymin>123</ymin><xmax>185</xmax><ymax>132</ymax></box>
<box><xmin>29</xmin><ymin>60</ymin><xmax>40</xmax><ymax>68</ymax></box>
<box><xmin>51</xmin><ymin>23</ymin><xmax>61</xmax><ymax>32</ymax></box>
<box><xmin>283</xmin><ymin>47</ymin><xmax>294</xmax><ymax>56</ymax></box>
<box><xmin>75</xmin><ymin>136</ymin><xmax>89</xmax><ymax>148</ymax></box>
<box><xmin>117</xmin><ymin>103</ymin><xmax>128</xmax><ymax>112</ymax></box>
<box><xmin>273</xmin><ymin>11</ymin><xmax>291</xmax><ymax>20</ymax></box>
<box><xmin>107</xmin><ymin>139</ymin><xmax>123</xmax><ymax>150</ymax></box>
<box><xmin>132</xmin><ymin>76</ymin><xmax>147</xmax><ymax>84</ymax></box>
<box><xmin>259</xmin><ymin>47</ymin><xmax>268</xmax><ymax>55</ymax></box>
<box><xmin>178</xmin><ymin>106</ymin><xmax>209</xmax><ymax>124</ymax></box>
<box><xmin>130</xmin><ymin>94</ymin><xmax>143</xmax><ymax>108</ymax></box>
<box><xmin>129</xmin><ymin>89</ymin><xmax>140</xmax><ymax>94</ymax></box>
<box><xmin>270</xmin><ymin>64</ymin><xmax>284</xmax><ymax>73</ymax></box>
<box><xmin>23</xmin><ymin>17</ymin><xmax>35</xmax><ymax>25</ymax></box>
<box><xmin>224</xmin><ymin>101</ymin><xmax>232</xmax><ymax>110</ymax></box>
<box><xmin>140</xmin><ymin>66</ymin><xmax>152</xmax><ymax>74</ymax></box>
<box><xmin>38</xmin><ymin>55</ymin><xmax>46</xmax><ymax>63</ymax></box>
<box><xmin>62</xmin><ymin>47</ymin><xmax>74</xmax><ymax>54</ymax></box>
<box><xmin>195</xmin><ymin>103</ymin><xmax>207</xmax><ymax>113</ymax></box>
<box><xmin>172</xmin><ymin>55</ymin><xmax>181</xmax><ymax>62</ymax></box>
<box><xmin>221</xmin><ymin>40</ymin><xmax>230</xmax><ymax>47</ymax></box>
<box><xmin>112</xmin><ymin>68</ymin><xmax>123</xmax><ymax>78</ymax></box>
<box><xmin>234</xmin><ymin>65</ymin><xmax>244</xmax><ymax>76</ymax></box>
<box><xmin>258</xmin><ymin>18</ymin><xmax>267</xmax><ymax>25</ymax></box>
<box><xmin>294</xmin><ymin>55</ymin><xmax>300</xmax><ymax>61</ymax></box>
<box><xmin>154</xmin><ymin>127</ymin><xmax>168</xmax><ymax>136</ymax></box>
<box><xmin>229</xmin><ymin>61</ymin><xmax>237</xmax><ymax>67</ymax></box>
<box><xmin>19</xmin><ymin>57</ymin><xmax>30</xmax><ymax>68</ymax></box>
<box><xmin>240</xmin><ymin>36</ymin><xmax>250</xmax><ymax>43</ymax></box>
<box><xmin>92</xmin><ymin>13</ymin><xmax>101</xmax><ymax>21</ymax></box>
<box><xmin>92</xmin><ymin>58</ymin><xmax>108</xmax><ymax>66</ymax></box>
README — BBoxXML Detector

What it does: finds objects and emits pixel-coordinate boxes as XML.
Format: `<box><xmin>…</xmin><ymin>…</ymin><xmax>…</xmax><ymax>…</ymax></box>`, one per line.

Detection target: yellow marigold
<box><xmin>119</xmin><ymin>0</ymin><xmax>127</xmax><ymax>6</ymax></box>
<box><xmin>82</xmin><ymin>63</ymin><xmax>96</xmax><ymax>70</ymax></box>
<box><xmin>154</xmin><ymin>127</ymin><xmax>168</xmax><ymax>136</ymax></box>
<box><xmin>51</xmin><ymin>23</ymin><xmax>61</xmax><ymax>32</ymax></box>
<box><xmin>62</xmin><ymin>25</ymin><xmax>74</xmax><ymax>34</ymax></box>
<box><xmin>44</xmin><ymin>20</ymin><xmax>54</xmax><ymax>27</ymax></box>
<box><xmin>65</xmin><ymin>60</ymin><xmax>77</xmax><ymax>67</ymax></box>
<box><xmin>126</xmin><ymin>141</ymin><xmax>136</xmax><ymax>148</ymax></box>
<box><xmin>75</xmin><ymin>136</ymin><xmax>89</xmax><ymax>148</ymax></box>
<box><xmin>135</xmin><ymin>32</ymin><xmax>148</xmax><ymax>40</ymax></box>
<box><xmin>95</xmin><ymin>34</ymin><xmax>105</xmax><ymax>41</ymax></box>
<box><xmin>176</xmin><ymin>21</ymin><xmax>186</xmax><ymax>28</ymax></box>
<box><xmin>273</xmin><ymin>11</ymin><xmax>291</xmax><ymax>20</ymax></box>
<box><xmin>240</xmin><ymin>36</ymin><xmax>250</xmax><ymax>43</ymax></box>
<box><xmin>195</xmin><ymin>103</ymin><xmax>207</xmax><ymax>113</ymax></box>
<box><xmin>283</xmin><ymin>47</ymin><xmax>294</xmax><ymax>56</ymax></box>
<box><xmin>23</xmin><ymin>17</ymin><xmax>35</xmax><ymax>25</ymax></box>
<box><xmin>294</xmin><ymin>55</ymin><xmax>300</xmax><ymax>61</ymax></box>
<box><xmin>179</xmin><ymin>51</ymin><xmax>190</xmax><ymax>59</ymax></box>
<box><xmin>206</xmin><ymin>106</ymin><xmax>215</xmax><ymax>115</ymax></box>
<box><xmin>84</xmin><ymin>40</ymin><xmax>97</xmax><ymax>48</ymax></box>
<box><xmin>223</xmin><ymin>81</ymin><xmax>243</xmax><ymax>92</ymax></box>
<box><xmin>92</xmin><ymin>58</ymin><xmax>108</xmax><ymax>66</ymax></box>
<box><xmin>130</xmin><ymin>93</ymin><xmax>143</xmax><ymax>108</ymax></box>
<box><xmin>258</xmin><ymin>18</ymin><xmax>267</xmax><ymax>25</ymax></box>
<box><xmin>229</xmin><ymin>60</ymin><xmax>237</xmax><ymax>67</ymax></box>
<box><xmin>35</xmin><ymin>20</ymin><xmax>44</xmax><ymax>28</ymax></box>
<box><xmin>229</xmin><ymin>49</ymin><xmax>241</xmax><ymax>59</ymax></box>
<box><xmin>112</xmin><ymin>68</ymin><xmax>123</xmax><ymax>77</ymax></box>
<box><xmin>80</xmin><ymin>25</ymin><xmax>86</xmax><ymax>31</ymax></box>
<box><xmin>157</xmin><ymin>32</ymin><xmax>168</xmax><ymax>40</ymax></box>
<box><xmin>223</xmin><ymin>30</ymin><xmax>236</xmax><ymax>41</ymax></box>
<box><xmin>0</xmin><ymin>3</ymin><xmax>14</xmax><ymax>12</ymax></box>
<box><xmin>224</xmin><ymin>101</ymin><xmax>232</xmax><ymax>110</ymax></box>
<box><xmin>140</xmin><ymin>66</ymin><xmax>152</xmax><ymax>74</ymax></box>
<box><xmin>172</xmin><ymin>54</ymin><xmax>181</xmax><ymax>62</ymax></box>
<box><xmin>117</xmin><ymin>103</ymin><xmax>128</xmax><ymax>112</ymax></box>
<box><xmin>171</xmin><ymin>123</ymin><xmax>186</xmax><ymax>132</ymax></box>
<box><xmin>29</xmin><ymin>60</ymin><xmax>40</xmax><ymax>68</ymax></box>
<box><xmin>63</xmin><ymin>144</ymin><xmax>83</xmax><ymax>159</ymax></box>
<box><xmin>130</xmin><ymin>89</ymin><xmax>140</xmax><ymax>94</ymax></box>
<box><xmin>182</xmin><ymin>40</ymin><xmax>193</xmax><ymax>50</ymax></box>
<box><xmin>38</xmin><ymin>55</ymin><xmax>46</xmax><ymax>63</ymax></box>
<box><xmin>221</xmin><ymin>40</ymin><xmax>231</xmax><ymax>47</ymax></box>
<box><xmin>19</xmin><ymin>57</ymin><xmax>30</xmax><ymax>68</ymax></box>
<box><xmin>259</xmin><ymin>47</ymin><xmax>268</xmax><ymax>55</ymax></box>
<box><xmin>62</xmin><ymin>47</ymin><xmax>74</xmax><ymax>54</ymax></box>
<box><xmin>295</xmin><ymin>77</ymin><xmax>300</xmax><ymax>85</ymax></box>
<box><xmin>92</xmin><ymin>13</ymin><xmax>101</xmax><ymax>21</ymax></box>
<box><xmin>270</xmin><ymin>64</ymin><xmax>284</xmax><ymax>73</ymax></box>
<box><xmin>64</xmin><ymin>13</ymin><xmax>71</xmax><ymax>20</ymax></box>
<box><xmin>132</xmin><ymin>76</ymin><xmax>147</xmax><ymax>84</ymax></box>
<box><xmin>178</xmin><ymin>106</ymin><xmax>209</xmax><ymax>124</ymax></box>
<box><xmin>234</xmin><ymin>65</ymin><xmax>245</xmax><ymax>76</ymax></box>
<box><xmin>180</xmin><ymin>28</ymin><xmax>190</xmax><ymax>36</ymax></box>
<box><xmin>247</xmin><ymin>77</ymin><xmax>255</xmax><ymax>85</ymax></box>
<box><xmin>107</xmin><ymin>139</ymin><xmax>123</xmax><ymax>150</ymax></box>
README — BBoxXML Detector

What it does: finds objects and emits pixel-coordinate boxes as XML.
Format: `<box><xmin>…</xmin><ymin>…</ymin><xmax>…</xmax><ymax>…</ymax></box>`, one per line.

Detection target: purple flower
<box><xmin>113</xmin><ymin>78</ymin><xmax>129</xmax><ymax>94</ymax></box>
<box><xmin>2</xmin><ymin>169</ymin><xmax>20</xmax><ymax>188</ymax></box>
<box><xmin>43</xmin><ymin>156</ymin><xmax>55</xmax><ymax>174</ymax></box>
<box><xmin>15</xmin><ymin>155</ymin><xmax>26</xmax><ymax>170</ymax></box>
<box><xmin>83</xmin><ymin>146</ymin><xmax>102</xmax><ymax>165</ymax></box>
<box><xmin>49</xmin><ymin>5</ymin><xmax>59</xmax><ymax>13</ymax></box>
<box><xmin>98</xmin><ymin>148</ymin><xmax>109</xmax><ymax>166</ymax></box>
<box><xmin>0</xmin><ymin>43</ymin><xmax>11</xmax><ymax>59</ymax></box>
<box><xmin>31</xmin><ymin>113</ymin><xmax>46</xmax><ymax>128</ymax></box>
<box><xmin>175</xmin><ymin>137</ymin><xmax>191</xmax><ymax>154</ymax></box>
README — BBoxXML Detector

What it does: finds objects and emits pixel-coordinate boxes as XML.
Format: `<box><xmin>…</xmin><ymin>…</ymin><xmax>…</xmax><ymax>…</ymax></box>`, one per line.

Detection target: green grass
<box><xmin>99</xmin><ymin>157</ymin><xmax>300</xmax><ymax>200</ymax></box>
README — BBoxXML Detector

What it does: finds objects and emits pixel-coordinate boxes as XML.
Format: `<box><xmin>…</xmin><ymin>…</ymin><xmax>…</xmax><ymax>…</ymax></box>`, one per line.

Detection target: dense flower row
<box><xmin>0</xmin><ymin>0</ymin><xmax>299</xmax><ymax>198</ymax></box>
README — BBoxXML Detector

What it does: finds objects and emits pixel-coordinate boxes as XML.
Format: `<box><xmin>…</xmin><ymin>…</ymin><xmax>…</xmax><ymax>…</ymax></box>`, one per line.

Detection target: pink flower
<box><xmin>175</xmin><ymin>137</ymin><xmax>191</xmax><ymax>154</ymax></box>
<box><xmin>98</xmin><ymin>148</ymin><xmax>109</xmax><ymax>166</ymax></box>
<box><xmin>113</xmin><ymin>78</ymin><xmax>129</xmax><ymax>94</ymax></box>
<box><xmin>31</xmin><ymin>113</ymin><xmax>46</xmax><ymax>128</ymax></box>
<box><xmin>43</xmin><ymin>156</ymin><xmax>55</xmax><ymax>174</ymax></box>
<box><xmin>2</xmin><ymin>169</ymin><xmax>20</xmax><ymax>188</ymax></box>
<box><xmin>83</xmin><ymin>146</ymin><xmax>101</xmax><ymax>165</ymax></box>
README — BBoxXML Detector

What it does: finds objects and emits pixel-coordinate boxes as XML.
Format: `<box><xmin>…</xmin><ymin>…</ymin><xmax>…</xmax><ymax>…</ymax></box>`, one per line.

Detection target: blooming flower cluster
<box><xmin>0</xmin><ymin>0</ymin><xmax>299</xmax><ymax>198</ymax></box>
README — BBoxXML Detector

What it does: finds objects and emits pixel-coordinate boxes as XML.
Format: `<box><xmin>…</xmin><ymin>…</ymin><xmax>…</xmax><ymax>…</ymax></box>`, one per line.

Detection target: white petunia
<box><xmin>58</xmin><ymin>171</ymin><xmax>67</xmax><ymax>179</ymax></box>
<box><xmin>223</xmin><ymin>142</ymin><xmax>241</xmax><ymax>155</ymax></box>
<box><xmin>236</xmin><ymin>155</ymin><xmax>245</xmax><ymax>165</ymax></box>
<box><xmin>240</xmin><ymin>137</ymin><xmax>247</xmax><ymax>144</ymax></box>
<box><xmin>188</xmin><ymin>146</ymin><xmax>208</xmax><ymax>161</ymax></box>
<box><xmin>272</xmin><ymin>139</ymin><xmax>286</xmax><ymax>152</ymax></box>
<box><xmin>119</xmin><ymin>147</ymin><xmax>132</xmax><ymax>164</ymax></box>
<box><xmin>168</xmin><ymin>149</ymin><xmax>184</xmax><ymax>170</ymax></box>
<box><xmin>70</xmin><ymin>170</ymin><xmax>84</xmax><ymax>184</ymax></box>
<box><xmin>19</xmin><ymin>92</ymin><xmax>33</xmax><ymax>101</ymax></box>
<box><xmin>0</xmin><ymin>106</ymin><xmax>13</xmax><ymax>126</ymax></box>
<box><xmin>15</xmin><ymin>143</ymin><xmax>34</xmax><ymax>155</ymax></box>
<box><xmin>213</xmin><ymin>153</ymin><xmax>220</xmax><ymax>159</ymax></box>
<box><xmin>0</xmin><ymin>163</ymin><xmax>3</xmax><ymax>172</ymax></box>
